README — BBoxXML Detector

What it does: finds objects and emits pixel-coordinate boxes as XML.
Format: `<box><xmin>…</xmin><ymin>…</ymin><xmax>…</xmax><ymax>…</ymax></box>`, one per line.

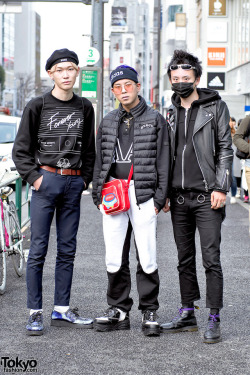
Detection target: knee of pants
<box><xmin>106</xmin><ymin>256</ymin><xmax>122</xmax><ymax>273</ymax></box>
<box><xmin>138</xmin><ymin>256</ymin><xmax>158</xmax><ymax>274</ymax></box>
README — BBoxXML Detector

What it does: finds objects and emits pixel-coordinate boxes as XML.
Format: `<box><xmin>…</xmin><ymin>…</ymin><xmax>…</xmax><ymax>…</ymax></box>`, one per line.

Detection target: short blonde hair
<box><xmin>49</xmin><ymin>61</ymin><xmax>78</xmax><ymax>73</ymax></box>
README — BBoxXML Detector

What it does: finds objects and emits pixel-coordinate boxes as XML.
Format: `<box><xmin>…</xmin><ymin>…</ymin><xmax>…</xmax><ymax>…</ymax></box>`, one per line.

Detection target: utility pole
<box><xmin>91</xmin><ymin>0</ymin><xmax>106</xmax><ymax>122</ymax></box>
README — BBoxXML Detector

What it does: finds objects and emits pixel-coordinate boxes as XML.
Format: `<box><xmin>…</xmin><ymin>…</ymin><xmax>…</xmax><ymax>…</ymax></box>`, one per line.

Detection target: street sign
<box><xmin>79</xmin><ymin>67</ymin><xmax>102</xmax><ymax>135</ymax></box>
<box><xmin>86</xmin><ymin>47</ymin><xmax>100</xmax><ymax>66</ymax></box>
<box><xmin>81</xmin><ymin>69</ymin><xmax>98</xmax><ymax>98</ymax></box>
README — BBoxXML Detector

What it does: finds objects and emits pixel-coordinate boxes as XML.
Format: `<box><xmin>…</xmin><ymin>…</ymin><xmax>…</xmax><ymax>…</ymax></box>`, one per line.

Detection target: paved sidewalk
<box><xmin>0</xmin><ymin>192</ymin><xmax>249</xmax><ymax>375</ymax></box>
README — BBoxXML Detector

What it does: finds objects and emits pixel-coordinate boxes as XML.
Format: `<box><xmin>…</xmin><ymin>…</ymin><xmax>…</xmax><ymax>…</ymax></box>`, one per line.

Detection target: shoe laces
<box><xmin>67</xmin><ymin>307</ymin><xmax>80</xmax><ymax>319</ymax></box>
<box><xmin>105</xmin><ymin>307</ymin><xmax>120</xmax><ymax>316</ymax></box>
<box><xmin>173</xmin><ymin>306</ymin><xmax>199</xmax><ymax>321</ymax></box>
<box><xmin>208</xmin><ymin>314</ymin><xmax>219</xmax><ymax>329</ymax></box>
<box><xmin>144</xmin><ymin>310</ymin><xmax>158</xmax><ymax>322</ymax></box>
<box><xmin>30</xmin><ymin>311</ymin><xmax>42</xmax><ymax>323</ymax></box>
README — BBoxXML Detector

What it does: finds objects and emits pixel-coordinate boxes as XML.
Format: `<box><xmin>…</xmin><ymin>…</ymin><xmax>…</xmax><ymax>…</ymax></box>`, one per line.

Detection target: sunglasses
<box><xmin>112</xmin><ymin>82</ymin><xmax>135</xmax><ymax>94</ymax></box>
<box><xmin>169</xmin><ymin>64</ymin><xmax>197</xmax><ymax>71</ymax></box>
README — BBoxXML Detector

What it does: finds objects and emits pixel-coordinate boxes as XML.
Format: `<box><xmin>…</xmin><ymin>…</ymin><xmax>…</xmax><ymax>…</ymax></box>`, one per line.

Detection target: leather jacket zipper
<box><xmin>182</xmin><ymin>109</ymin><xmax>188</xmax><ymax>189</ymax></box>
<box><xmin>221</xmin><ymin>169</ymin><xmax>229</xmax><ymax>190</ymax></box>
<box><xmin>192</xmin><ymin>116</ymin><xmax>213</xmax><ymax>192</ymax></box>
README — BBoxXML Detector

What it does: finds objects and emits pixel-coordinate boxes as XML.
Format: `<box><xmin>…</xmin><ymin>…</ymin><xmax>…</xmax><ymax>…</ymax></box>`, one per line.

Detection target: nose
<box><xmin>121</xmin><ymin>84</ymin><xmax>127</xmax><ymax>93</ymax></box>
<box><xmin>62</xmin><ymin>69</ymin><xmax>69</xmax><ymax>78</ymax></box>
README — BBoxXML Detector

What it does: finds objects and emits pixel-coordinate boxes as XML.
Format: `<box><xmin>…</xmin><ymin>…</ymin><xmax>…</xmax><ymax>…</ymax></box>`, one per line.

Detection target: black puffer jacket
<box><xmin>92</xmin><ymin>97</ymin><xmax>170</xmax><ymax>210</ymax></box>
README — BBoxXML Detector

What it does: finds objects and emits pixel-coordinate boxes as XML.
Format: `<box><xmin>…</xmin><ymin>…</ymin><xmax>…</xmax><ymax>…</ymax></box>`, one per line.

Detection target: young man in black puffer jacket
<box><xmin>92</xmin><ymin>65</ymin><xmax>170</xmax><ymax>336</ymax></box>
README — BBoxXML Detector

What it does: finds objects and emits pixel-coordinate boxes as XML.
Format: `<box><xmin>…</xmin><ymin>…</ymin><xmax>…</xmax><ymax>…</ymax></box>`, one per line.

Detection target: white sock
<box><xmin>117</xmin><ymin>308</ymin><xmax>127</xmax><ymax>321</ymax></box>
<box><xmin>54</xmin><ymin>305</ymin><xmax>69</xmax><ymax>313</ymax></box>
<box><xmin>30</xmin><ymin>309</ymin><xmax>43</xmax><ymax>315</ymax></box>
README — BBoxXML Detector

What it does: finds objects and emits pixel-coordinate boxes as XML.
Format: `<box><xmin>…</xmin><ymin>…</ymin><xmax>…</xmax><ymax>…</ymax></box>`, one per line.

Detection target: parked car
<box><xmin>0</xmin><ymin>115</ymin><xmax>21</xmax><ymax>175</ymax></box>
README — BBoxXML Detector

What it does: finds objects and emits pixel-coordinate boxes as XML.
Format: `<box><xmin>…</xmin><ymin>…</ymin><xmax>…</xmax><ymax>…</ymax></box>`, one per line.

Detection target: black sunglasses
<box><xmin>169</xmin><ymin>64</ymin><xmax>197</xmax><ymax>71</ymax></box>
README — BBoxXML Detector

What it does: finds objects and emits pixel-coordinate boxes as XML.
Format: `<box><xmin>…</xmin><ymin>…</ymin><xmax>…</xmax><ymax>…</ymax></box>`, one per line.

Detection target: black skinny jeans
<box><xmin>170</xmin><ymin>190</ymin><xmax>225</xmax><ymax>309</ymax></box>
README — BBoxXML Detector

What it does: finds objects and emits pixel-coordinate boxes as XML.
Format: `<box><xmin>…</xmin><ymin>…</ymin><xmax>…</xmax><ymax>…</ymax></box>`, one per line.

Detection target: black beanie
<box><xmin>45</xmin><ymin>48</ymin><xmax>79</xmax><ymax>71</ymax></box>
<box><xmin>110</xmin><ymin>65</ymin><xmax>138</xmax><ymax>87</ymax></box>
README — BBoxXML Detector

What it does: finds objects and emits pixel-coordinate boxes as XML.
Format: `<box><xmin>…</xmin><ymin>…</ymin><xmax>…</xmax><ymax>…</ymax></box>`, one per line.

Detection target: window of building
<box><xmin>168</xmin><ymin>5</ymin><xmax>183</xmax><ymax>23</ymax></box>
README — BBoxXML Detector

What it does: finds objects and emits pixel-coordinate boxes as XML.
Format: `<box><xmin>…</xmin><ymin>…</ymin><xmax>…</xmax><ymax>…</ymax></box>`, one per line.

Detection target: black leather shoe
<box><xmin>161</xmin><ymin>307</ymin><xmax>198</xmax><ymax>333</ymax></box>
<box><xmin>142</xmin><ymin>310</ymin><xmax>160</xmax><ymax>337</ymax></box>
<box><xmin>203</xmin><ymin>314</ymin><xmax>221</xmax><ymax>344</ymax></box>
<box><xmin>94</xmin><ymin>307</ymin><xmax>130</xmax><ymax>332</ymax></box>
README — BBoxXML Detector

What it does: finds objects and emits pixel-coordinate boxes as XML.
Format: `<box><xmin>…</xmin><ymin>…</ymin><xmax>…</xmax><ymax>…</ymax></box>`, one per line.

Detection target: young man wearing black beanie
<box><xmin>13</xmin><ymin>48</ymin><xmax>95</xmax><ymax>335</ymax></box>
<box><xmin>92</xmin><ymin>65</ymin><xmax>170</xmax><ymax>336</ymax></box>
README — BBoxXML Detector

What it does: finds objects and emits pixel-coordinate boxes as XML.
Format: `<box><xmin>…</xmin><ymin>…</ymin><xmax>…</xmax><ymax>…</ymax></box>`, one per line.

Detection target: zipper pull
<box><xmin>203</xmin><ymin>179</ymin><xmax>209</xmax><ymax>192</ymax></box>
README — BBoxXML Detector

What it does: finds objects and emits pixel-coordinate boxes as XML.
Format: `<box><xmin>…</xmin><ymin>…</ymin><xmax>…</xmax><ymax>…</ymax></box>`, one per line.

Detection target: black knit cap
<box><xmin>45</xmin><ymin>48</ymin><xmax>79</xmax><ymax>71</ymax></box>
<box><xmin>110</xmin><ymin>65</ymin><xmax>138</xmax><ymax>87</ymax></box>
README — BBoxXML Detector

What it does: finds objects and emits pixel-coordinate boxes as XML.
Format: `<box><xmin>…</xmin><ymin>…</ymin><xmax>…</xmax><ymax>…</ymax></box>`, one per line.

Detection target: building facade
<box><xmin>160</xmin><ymin>0</ymin><xmax>249</xmax><ymax>121</ymax></box>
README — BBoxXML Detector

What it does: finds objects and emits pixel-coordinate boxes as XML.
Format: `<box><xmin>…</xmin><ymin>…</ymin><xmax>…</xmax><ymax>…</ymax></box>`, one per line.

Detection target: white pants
<box><xmin>100</xmin><ymin>182</ymin><xmax>158</xmax><ymax>274</ymax></box>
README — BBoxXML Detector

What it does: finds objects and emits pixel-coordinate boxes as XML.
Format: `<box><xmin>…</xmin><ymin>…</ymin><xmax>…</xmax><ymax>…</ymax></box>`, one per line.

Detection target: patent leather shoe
<box><xmin>51</xmin><ymin>307</ymin><xmax>93</xmax><ymax>328</ymax></box>
<box><xmin>161</xmin><ymin>307</ymin><xmax>198</xmax><ymax>333</ymax></box>
<box><xmin>26</xmin><ymin>311</ymin><xmax>44</xmax><ymax>336</ymax></box>
<box><xmin>203</xmin><ymin>314</ymin><xmax>221</xmax><ymax>344</ymax></box>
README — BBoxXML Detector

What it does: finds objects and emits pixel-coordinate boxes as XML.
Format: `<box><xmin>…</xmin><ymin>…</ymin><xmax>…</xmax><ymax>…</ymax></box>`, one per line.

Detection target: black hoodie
<box><xmin>171</xmin><ymin>88</ymin><xmax>221</xmax><ymax>191</ymax></box>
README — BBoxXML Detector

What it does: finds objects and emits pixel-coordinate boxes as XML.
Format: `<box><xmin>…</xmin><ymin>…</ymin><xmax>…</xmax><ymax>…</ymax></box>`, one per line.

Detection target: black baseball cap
<box><xmin>45</xmin><ymin>48</ymin><xmax>79</xmax><ymax>71</ymax></box>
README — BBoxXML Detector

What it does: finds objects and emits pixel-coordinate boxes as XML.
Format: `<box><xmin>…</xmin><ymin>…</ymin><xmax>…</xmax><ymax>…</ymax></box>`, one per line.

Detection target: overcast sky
<box><xmin>33</xmin><ymin>0</ymin><xmax>153</xmax><ymax>77</ymax></box>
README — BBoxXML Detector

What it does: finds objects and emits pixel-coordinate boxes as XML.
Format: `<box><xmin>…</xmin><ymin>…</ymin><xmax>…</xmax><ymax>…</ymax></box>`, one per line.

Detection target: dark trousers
<box><xmin>27</xmin><ymin>169</ymin><xmax>85</xmax><ymax>309</ymax></box>
<box><xmin>107</xmin><ymin>222</ymin><xmax>160</xmax><ymax>312</ymax></box>
<box><xmin>170</xmin><ymin>190</ymin><xmax>225</xmax><ymax>309</ymax></box>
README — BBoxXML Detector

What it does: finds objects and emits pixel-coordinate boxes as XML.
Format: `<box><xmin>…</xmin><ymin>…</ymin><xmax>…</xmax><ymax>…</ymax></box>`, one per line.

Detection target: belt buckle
<box><xmin>177</xmin><ymin>194</ymin><xmax>185</xmax><ymax>205</ymax></box>
<box><xmin>60</xmin><ymin>169</ymin><xmax>64</xmax><ymax>175</ymax></box>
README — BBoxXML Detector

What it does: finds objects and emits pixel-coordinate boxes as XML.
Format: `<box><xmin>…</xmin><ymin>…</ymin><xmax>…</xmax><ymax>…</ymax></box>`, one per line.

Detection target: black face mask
<box><xmin>171</xmin><ymin>81</ymin><xmax>195</xmax><ymax>98</ymax></box>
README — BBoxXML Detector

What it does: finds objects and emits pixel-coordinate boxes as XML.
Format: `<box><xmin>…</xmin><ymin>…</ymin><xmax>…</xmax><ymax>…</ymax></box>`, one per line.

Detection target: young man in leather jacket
<box><xmin>161</xmin><ymin>50</ymin><xmax>233</xmax><ymax>344</ymax></box>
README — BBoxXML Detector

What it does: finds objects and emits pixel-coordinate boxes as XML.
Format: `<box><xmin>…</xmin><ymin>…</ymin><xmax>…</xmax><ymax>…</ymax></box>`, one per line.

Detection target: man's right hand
<box><xmin>162</xmin><ymin>198</ymin><xmax>170</xmax><ymax>213</ymax></box>
<box><xmin>33</xmin><ymin>176</ymin><xmax>43</xmax><ymax>191</ymax></box>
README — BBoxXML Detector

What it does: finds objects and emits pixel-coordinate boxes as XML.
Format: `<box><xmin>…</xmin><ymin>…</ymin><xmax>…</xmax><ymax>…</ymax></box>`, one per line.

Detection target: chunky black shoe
<box><xmin>94</xmin><ymin>307</ymin><xmax>130</xmax><ymax>332</ymax></box>
<box><xmin>203</xmin><ymin>314</ymin><xmax>221</xmax><ymax>344</ymax></box>
<box><xmin>141</xmin><ymin>310</ymin><xmax>160</xmax><ymax>337</ymax></box>
<box><xmin>161</xmin><ymin>307</ymin><xmax>198</xmax><ymax>333</ymax></box>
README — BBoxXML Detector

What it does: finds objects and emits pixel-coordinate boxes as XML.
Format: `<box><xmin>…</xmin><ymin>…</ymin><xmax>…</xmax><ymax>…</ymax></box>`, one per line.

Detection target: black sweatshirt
<box><xmin>12</xmin><ymin>91</ymin><xmax>95</xmax><ymax>187</ymax></box>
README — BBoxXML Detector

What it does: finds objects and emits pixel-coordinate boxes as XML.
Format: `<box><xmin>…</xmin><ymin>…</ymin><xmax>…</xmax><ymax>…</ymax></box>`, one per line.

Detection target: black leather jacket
<box><xmin>167</xmin><ymin>89</ymin><xmax>233</xmax><ymax>193</ymax></box>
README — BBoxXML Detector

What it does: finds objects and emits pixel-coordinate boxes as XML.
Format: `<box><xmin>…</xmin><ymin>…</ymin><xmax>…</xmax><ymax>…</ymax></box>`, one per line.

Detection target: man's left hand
<box><xmin>155</xmin><ymin>207</ymin><xmax>159</xmax><ymax>215</ymax></box>
<box><xmin>211</xmin><ymin>191</ymin><xmax>226</xmax><ymax>210</ymax></box>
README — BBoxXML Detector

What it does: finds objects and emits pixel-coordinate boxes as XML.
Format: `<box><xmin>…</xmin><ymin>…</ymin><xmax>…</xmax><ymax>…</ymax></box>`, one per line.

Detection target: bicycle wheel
<box><xmin>9</xmin><ymin>201</ymin><xmax>23</xmax><ymax>277</ymax></box>
<box><xmin>0</xmin><ymin>215</ymin><xmax>7</xmax><ymax>294</ymax></box>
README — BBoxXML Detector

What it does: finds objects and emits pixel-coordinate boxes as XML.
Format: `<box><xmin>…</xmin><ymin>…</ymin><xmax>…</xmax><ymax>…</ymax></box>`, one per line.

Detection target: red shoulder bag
<box><xmin>101</xmin><ymin>165</ymin><xmax>133</xmax><ymax>215</ymax></box>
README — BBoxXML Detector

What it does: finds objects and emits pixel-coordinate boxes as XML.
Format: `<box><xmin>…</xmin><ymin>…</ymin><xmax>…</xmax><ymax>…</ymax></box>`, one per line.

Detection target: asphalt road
<box><xmin>0</xmin><ymin>191</ymin><xmax>249</xmax><ymax>375</ymax></box>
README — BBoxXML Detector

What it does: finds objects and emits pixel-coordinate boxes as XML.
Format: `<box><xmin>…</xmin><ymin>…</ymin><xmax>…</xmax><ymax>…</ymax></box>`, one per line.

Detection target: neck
<box><xmin>180</xmin><ymin>89</ymin><xmax>199</xmax><ymax>109</ymax></box>
<box><xmin>122</xmin><ymin>96</ymin><xmax>140</xmax><ymax>112</ymax></box>
<box><xmin>51</xmin><ymin>86</ymin><xmax>74</xmax><ymax>101</ymax></box>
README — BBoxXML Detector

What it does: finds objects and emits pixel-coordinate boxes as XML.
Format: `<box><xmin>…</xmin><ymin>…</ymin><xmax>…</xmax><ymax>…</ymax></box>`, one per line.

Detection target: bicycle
<box><xmin>0</xmin><ymin>170</ymin><xmax>24</xmax><ymax>294</ymax></box>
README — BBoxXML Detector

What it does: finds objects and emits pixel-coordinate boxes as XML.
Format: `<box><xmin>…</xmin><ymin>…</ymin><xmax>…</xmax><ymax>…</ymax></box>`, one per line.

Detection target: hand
<box><xmin>211</xmin><ymin>191</ymin><xmax>226</xmax><ymax>210</ymax></box>
<box><xmin>33</xmin><ymin>176</ymin><xmax>43</xmax><ymax>191</ymax></box>
<box><xmin>162</xmin><ymin>198</ymin><xmax>170</xmax><ymax>213</ymax></box>
<box><xmin>155</xmin><ymin>207</ymin><xmax>159</xmax><ymax>215</ymax></box>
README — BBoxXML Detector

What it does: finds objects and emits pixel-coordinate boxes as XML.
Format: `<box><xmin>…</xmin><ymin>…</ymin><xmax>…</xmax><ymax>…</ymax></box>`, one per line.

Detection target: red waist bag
<box><xmin>101</xmin><ymin>165</ymin><xmax>133</xmax><ymax>215</ymax></box>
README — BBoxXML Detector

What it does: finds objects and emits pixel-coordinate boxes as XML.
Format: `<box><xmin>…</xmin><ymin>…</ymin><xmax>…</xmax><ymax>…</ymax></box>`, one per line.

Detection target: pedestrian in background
<box><xmin>162</xmin><ymin>49</ymin><xmax>233</xmax><ymax>344</ymax></box>
<box><xmin>13</xmin><ymin>48</ymin><xmax>95</xmax><ymax>335</ymax></box>
<box><xmin>229</xmin><ymin>117</ymin><xmax>241</xmax><ymax>204</ymax></box>
<box><xmin>92</xmin><ymin>64</ymin><xmax>170</xmax><ymax>336</ymax></box>
<box><xmin>233</xmin><ymin>115</ymin><xmax>250</xmax><ymax>199</ymax></box>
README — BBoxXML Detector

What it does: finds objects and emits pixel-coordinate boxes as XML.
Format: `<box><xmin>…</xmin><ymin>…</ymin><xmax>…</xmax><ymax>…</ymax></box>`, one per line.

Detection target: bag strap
<box><xmin>127</xmin><ymin>165</ymin><xmax>133</xmax><ymax>185</ymax></box>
